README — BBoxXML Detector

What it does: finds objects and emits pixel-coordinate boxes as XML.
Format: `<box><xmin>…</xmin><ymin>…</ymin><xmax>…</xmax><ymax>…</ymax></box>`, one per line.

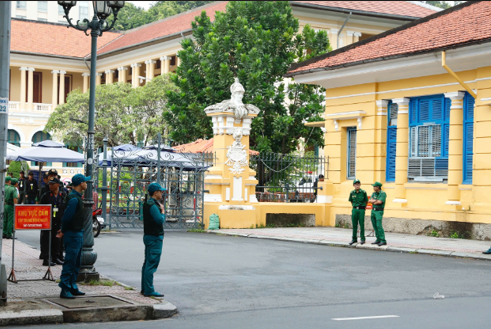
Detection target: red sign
<box><xmin>15</xmin><ymin>205</ymin><xmax>52</xmax><ymax>230</ymax></box>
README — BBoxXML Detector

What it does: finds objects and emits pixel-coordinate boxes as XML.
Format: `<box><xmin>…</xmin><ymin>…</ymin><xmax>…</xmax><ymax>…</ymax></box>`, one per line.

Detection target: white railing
<box><xmin>9</xmin><ymin>101</ymin><xmax>19</xmax><ymax>110</ymax></box>
<box><xmin>34</xmin><ymin>103</ymin><xmax>52</xmax><ymax>111</ymax></box>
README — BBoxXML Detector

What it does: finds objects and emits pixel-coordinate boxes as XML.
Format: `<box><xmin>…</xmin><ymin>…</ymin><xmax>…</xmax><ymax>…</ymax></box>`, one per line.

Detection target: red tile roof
<box><xmin>173</xmin><ymin>138</ymin><xmax>259</xmax><ymax>155</ymax></box>
<box><xmin>287</xmin><ymin>2</ymin><xmax>489</xmax><ymax>76</ymax></box>
<box><xmin>97</xmin><ymin>2</ymin><xmax>228</xmax><ymax>55</ymax></box>
<box><xmin>292</xmin><ymin>1</ymin><xmax>438</xmax><ymax>18</ymax></box>
<box><xmin>11</xmin><ymin>19</ymin><xmax>121</xmax><ymax>58</ymax></box>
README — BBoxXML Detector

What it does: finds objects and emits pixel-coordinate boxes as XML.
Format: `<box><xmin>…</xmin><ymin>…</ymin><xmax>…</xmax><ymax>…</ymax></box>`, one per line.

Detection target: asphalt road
<box><xmin>15</xmin><ymin>229</ymin><xmax>491</xmax><ymax>328</ymax></box>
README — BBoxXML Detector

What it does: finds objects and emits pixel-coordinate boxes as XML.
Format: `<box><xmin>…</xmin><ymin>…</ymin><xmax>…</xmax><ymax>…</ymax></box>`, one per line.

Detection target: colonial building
<box><xmin>7</xmin><ymin>1</ymin><xmax>438</xmax><ymax>176</ymax></box>
<box><xmin>287</xmin><ymin>1</ymin><xmax>491</xmax><ymax>237</ymax></box>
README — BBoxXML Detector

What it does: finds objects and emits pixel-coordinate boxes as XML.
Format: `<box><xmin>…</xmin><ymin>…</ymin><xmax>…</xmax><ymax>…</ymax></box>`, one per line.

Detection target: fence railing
<box><xmin>249</xmin><ymin>152</ymin><xmax>328</xmax><ymax>203</ymax></box>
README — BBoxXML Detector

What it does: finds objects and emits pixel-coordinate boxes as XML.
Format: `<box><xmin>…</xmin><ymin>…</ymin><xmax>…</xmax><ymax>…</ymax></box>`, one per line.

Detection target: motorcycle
<box><xmin>92</xmin><ymin>208</ymin><xmax>106</xmax><ymax>238</ymax></box>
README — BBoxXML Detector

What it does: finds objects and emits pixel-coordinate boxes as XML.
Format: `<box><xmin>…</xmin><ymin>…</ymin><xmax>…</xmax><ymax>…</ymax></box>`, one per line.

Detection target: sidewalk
<box><xmin>208</xmin><ymin>227</ymin><xmax>491</xmax><ymax>260</ymax></box>
<box><xmin>0</xmin><ymin>238</ymin><xmax>177</xmax><ymax>326</ymax></box>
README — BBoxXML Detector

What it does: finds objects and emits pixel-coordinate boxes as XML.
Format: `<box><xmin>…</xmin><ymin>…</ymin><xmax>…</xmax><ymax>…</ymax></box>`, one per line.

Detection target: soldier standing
<box><xmin>348</xmin><ymin>179</ymin><xmax>368</xmax><ymax>245</ymax></box>
<box><xmin>3</xmin><ymin>176</ymin><xmax>18</xmax><ymax>239</ymax></box>
<box><xmin>25</xmin><ymin>172</ymin><xmax>38</xmax><ymax>204</ymax></box>
<box><xmin>18</xmin><ymin>171</ymin><xmax>26</xmax><ymax>204</ymax></box>
<box><xmin>369</xmin><ymin>182</ymin><xmax>387</xmax><ymax>246</ymax></box>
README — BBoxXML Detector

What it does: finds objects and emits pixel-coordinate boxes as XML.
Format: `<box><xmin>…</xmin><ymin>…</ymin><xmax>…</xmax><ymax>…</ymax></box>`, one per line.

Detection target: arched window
<box><xmin>31</xmin><ymin>131</ymin><xmax>52</xmax><ymax>166</ymax></box>
<box><xmin>7</xmin><ymin>129</ymin><xmax>21</xmax><ymax>147</ymax></box>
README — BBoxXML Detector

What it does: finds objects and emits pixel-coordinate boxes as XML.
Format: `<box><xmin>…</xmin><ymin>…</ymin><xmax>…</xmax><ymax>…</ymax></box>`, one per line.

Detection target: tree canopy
<box><xmin>46</xmin><ymin>75</ymin><xmax>178</xmax><ymax>148</ymax></box>
<box><xmin>165</xmin><ymin>1</ymin><xmax>330</xmax><ymax>154</ymax></box>
<box><xmin>421</xmin><ymin>1</ymin><xmax>462</xmax><ymax>10</ymax></box>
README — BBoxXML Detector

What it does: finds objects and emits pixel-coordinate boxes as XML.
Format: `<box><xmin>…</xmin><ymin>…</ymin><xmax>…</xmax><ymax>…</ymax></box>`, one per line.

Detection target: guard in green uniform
<box><xmin>369</xmin><ymin>182</ymin><xmax>387</xmax><ymax>246</ymax></box>
<box><xmin>348</xmin><ymin>179</ymin><xmax>368</xmax><ymax>245</ymax></box>
<box><xmin>142</xmin><ymin>183</ymin><xmax>166</xmax><ymax>297</ymax></box>
<box><xmin>3</xmin><ymin>176</ymin><xmax>18</xmax><ymax>239</ymax></box>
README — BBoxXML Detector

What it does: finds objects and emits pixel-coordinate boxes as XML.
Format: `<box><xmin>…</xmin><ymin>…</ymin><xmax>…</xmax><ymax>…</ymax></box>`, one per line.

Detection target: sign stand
<box><xmin>8</xmin><ymin>204</ymin><xmax>55</xmax><ymax>283</ymax></box>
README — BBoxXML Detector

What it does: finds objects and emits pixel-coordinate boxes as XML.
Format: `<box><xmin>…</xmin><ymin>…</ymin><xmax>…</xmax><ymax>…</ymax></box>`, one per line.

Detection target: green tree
<box><xmin>165</xmin><ymin>1</ymin><xmax>330</xmax><ymax>154</ymax></box>
<box><xmin>421</xmin><ymin>1</ymin><xmax>462</xmax><ymax>10</ymax></box>
<box><xmin>7</xmin><ymin>161</ymin><xmax>29</xmax><ymax>178</ymax></box>
<box><xmin>46</xmin><ymin>74</ymin><xmax>177</xmax><ymax>148</ymax></box>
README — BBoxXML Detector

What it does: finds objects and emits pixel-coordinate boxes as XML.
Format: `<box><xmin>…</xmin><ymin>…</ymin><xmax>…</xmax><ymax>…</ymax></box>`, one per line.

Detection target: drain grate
<box><xmin>46</xmin><ymin>295</ymin><xmax>133</xmax><ymax>309</ymax></box>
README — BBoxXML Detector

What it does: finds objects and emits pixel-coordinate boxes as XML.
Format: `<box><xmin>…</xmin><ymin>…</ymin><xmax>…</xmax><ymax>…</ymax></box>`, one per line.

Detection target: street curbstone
<box><xmin>153</xmin><ymin>301</ymin><xmax>178</xmax><ymax>319</ymax></box>
<box><xmin>450</xmin><ymin>252</ymin><xmax>491</xmax><ymax>260</ymax></box>
<box><xmin>387</xmin><ymin>246</ymin><xmax>417</xmax><ymax>253</ymax></box>
<box><xmin>416</xmin><ymin>249</ymin><xmax>453</xmax><ymax>256</ymax></box>
<box><xmin>0</xmin><ymin>309</ymin><xmax>63</xmax><ymax>326</ymax></box>
<box><xmin>356</xmin><ymin>244</ymin><xmax>388</xmax><ymax>251</ymax></box>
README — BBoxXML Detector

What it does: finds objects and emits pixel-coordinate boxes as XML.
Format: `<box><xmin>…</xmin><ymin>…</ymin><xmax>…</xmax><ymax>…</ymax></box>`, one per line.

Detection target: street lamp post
<box><xmin>58</xmin><ymin>1</ymin><xmax>125</xmax><ymax>281</ymax></box>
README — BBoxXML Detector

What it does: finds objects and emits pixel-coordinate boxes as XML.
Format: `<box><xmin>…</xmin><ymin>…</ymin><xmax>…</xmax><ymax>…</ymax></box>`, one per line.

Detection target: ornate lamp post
<box><xmin>58</xmin><ymin>1</ymin><xmax>125</xmax><ymax>281</ymax></box>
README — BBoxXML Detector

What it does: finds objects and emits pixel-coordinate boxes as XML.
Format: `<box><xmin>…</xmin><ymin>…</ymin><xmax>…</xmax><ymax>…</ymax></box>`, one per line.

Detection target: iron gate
<box><xmin>106</xmin><ymin>147</ymin><xmax>209</xmax><ymax>229</ymax></box>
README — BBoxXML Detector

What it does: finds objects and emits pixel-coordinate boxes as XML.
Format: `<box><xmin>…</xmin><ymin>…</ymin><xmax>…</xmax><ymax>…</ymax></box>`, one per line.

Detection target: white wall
<box><xmin>11</xmin><ymin>1</ymin><xmax>94</xmax><ymax>24</ymax></box>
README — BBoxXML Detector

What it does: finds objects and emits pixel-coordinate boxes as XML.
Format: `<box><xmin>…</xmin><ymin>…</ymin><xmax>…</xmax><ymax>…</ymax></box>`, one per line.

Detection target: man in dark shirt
<box><xmin>40</xmin><ymin>178</ymin><xmax>65</xmax><ymax>266</ymax></box>
<box><xmin>39</xmin><ymin>169</ymin><xmax>59</xmax><ymax>259</ymax></box>
<box><xmin>18</xmin><ymin>171</ymin><xmax>26</xmax><ymax>204</ymax></box>
<box><xmin>142</xmin><ymin>183</ymin><xmax>166</xmax><ymax>297</ymax></box>
<box><xmin>58</xmin><ymin>174</ymin><xmax>90</xmax><ymax>299</ymax></box>
<box><xmin>25</xmin><ymin>172</ymin><xmax>38</xmax><ymax>204</ymax></box>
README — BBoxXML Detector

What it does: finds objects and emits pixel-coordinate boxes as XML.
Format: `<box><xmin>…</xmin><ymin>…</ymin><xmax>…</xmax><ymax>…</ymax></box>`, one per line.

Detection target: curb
<box><xmin>207</xmin><ymin>231</ymin><xmax>491</xmax><ymax>261</ymax></box>
<box><xmin>0</xmin><ymin>309</ymin><xmax>63</xmax><ymax>326</ymax></box>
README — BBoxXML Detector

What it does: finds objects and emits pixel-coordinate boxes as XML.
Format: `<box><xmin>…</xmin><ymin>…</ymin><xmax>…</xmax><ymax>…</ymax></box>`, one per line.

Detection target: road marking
<box><xmin>332</xmin><ymin>315</ymin><xmax>399</xmax><ymax>321</ymax></box>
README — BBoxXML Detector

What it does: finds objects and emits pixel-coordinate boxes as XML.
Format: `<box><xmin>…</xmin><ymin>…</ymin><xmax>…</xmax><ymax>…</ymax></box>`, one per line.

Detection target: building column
<box><xmin>375</xmin><ymin>100</ymin><xmax>389</xmax><ymax>183</ymax></box>
<box><xmin>95</xmin><ymin>72</ymin><xmax>102</xmax><ymax>86</ymax></box>
<box><xmin>59</xmin><ymin>70</ymin><xmax>66</xmax><ymax>105</ymax></box>
<box><xmin>27</xmin><ymin>67</ymin><xmax>35</xmax><ymax>110</ymax></box>
<box><xmin>19</xmin><ymin>67</ymin><xmax>27</xmax><ymax>109</ymax></box>
<box><xmin>354</xmin><ymin>32</ymin><xmax>361</xmax><ymax>43</ymax></box>
<box><xmin>346</xmin><ymin>31</ymin><xmax>355</xmax><ymax>45</ymax></box>
<box><xmin>105</xmin><ymin>70</ymin><xmax>115</xmax><ymax>84</ymax></box>
<box><xmin>145</xmin><ymin>60</ymin><xmax>156</xmax><ymax>81</ymax></box>
<box><xmin>330</xmin><ymin>29</ymin><xmax>338</xmax><ymax>49</ymax></box>
<box><xmin>392</xmin><ymin>98</ymin><xmax>410</xmax><ymax>204</ymax></box>
<box><xmin>177</xmin><ymin>55</ymin><xmax>181</xmax><ymax>67</ymax></box>
<box><xmin>445</xmin><ymin>91</ymin><xmax>465</xmax><ymax>206</ymax></box>
<box><xmin>51</xmin><ymin>70</ymin><xmax>59</xmax><ymax>108</ymax></box>
<box><xmin>160</xmin><ymin>56</ymin><xmax>170</xmax><ymax>74</ymax></box>
<box><xmin>117</xmin><ymin>66</ymin><xmax>127</xmax><ymax>83</ymax></box>
<box><xmin>131</xmin><ymin>63</ymin><xmax>141</xmax><ymax>88</ymax></box>
<box><xmin>82</xmin><ymin>73</ymin><xmax>90</xmax><ymax>93</ymax></box>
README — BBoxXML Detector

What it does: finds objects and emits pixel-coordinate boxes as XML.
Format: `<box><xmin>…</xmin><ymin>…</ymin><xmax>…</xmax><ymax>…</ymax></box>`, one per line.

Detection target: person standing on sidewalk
<box><xmin>25</xmin><ymin>172</ymin><xmax>38</xmax><ymax>204</ymax></box>
<box><xmin>18</xmin><ymin>171</ymin><xmax>26</xmax><ymax>204</ymax></box>
<box><xmin>3</xmin><ymin>176</ymin><xmax>17</xmax><ymax>239</ymax></box>
<box><xmin>369</xmin><ymin>182</ymin><xmax>387</xmax><ymax>246</ymax></box>
<box><xmin>348</xmin><ymin>179</ymin><xmax>368</xmax><ymax>245</ymax></box>
<box><xmin>141</xmin><ymin>183</ymin><xmax>166</xmax><ymax>298</ymax></box>
<box><xmin>40</xmin><ymin>178</ymin><xmax>65</xmax><ymax>266</ymax></box>
<box><xmin>57</xmin><ymin>174</ymin><xmax>90</xmax><ymax>299</ymax></box>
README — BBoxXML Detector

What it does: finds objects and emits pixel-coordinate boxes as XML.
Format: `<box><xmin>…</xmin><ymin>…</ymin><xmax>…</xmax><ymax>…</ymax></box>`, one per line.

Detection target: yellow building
<box><xmin>287</xmin><ymin>1</ymin><xmax>491</xmax><ymax>239</ymax></box>
<box><xmin>6</xmin><ymin>1</ymin><xmax>438</xmax><ymax>177</ymax></box>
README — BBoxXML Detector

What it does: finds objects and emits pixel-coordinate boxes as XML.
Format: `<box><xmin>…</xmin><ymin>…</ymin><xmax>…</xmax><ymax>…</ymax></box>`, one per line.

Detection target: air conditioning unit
<box><xmin>407</xmin><ymin>158</ymin><xmax>448</xmax><ymax>182</ymax></box>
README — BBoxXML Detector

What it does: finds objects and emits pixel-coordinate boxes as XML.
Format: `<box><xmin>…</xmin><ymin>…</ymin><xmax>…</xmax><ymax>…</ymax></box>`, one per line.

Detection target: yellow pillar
<box><xmin>105</xmin><ymin>70</ymin><xmax>115</xmax><ymax>84</ymax></box>
<box><xmin>392</xmin><ymin>98</ymin><xmax>410</xmax><ymax>204</ymax></box>
<box><xmin>354</xmin><ymin>32</ymin><xmax>361</xmax><ymax>43</ymax></box>
<box><xmin>117</xmin><ymin>66</ymin><xmax>127</xmax><ymax>83</ymax></box>
<box><xmin>375</xmin><ymin>100</ymin><xmax>389</xmax><ymax>183</ymax></box>
<box><xmin>51</xmin><ymin>70</ymin><xmax>58</xmax><ymax>108</ymax></box>
<box><xmin>347</xmin><ymin>31</ymin><xmax>355</xmax><ymax>46</ymax></box>
<box><xmin>445</xmin><ymin>92</ymin><xmax>465</xmax><ymax>206</ymax></box>
<box><xmin>145</xmin><ymin>60</ymin><xmax>156</xmax><ymax>81</ymax></box>
<box><xmin>58</xmin><ymin>70</ymin><xmax>66</xmax><ymax>105</ymax></box>
<box><xmin>19</xmin><ymin>67</ymin><xmax>27</xmax><ymax>109</ymax></box>
<box><xmin>176</xmin><ymin>55</ymin><xmax>181</xmax><ymax>67</ymax></box>
<box><xmin>160</xmin><ymin>56</ymin><xmax>170</xmax><ymax>74</ymax></box>
<box><xmin>330</xmin><ymin>29</ymin><xmax>338</xmax><ymax>49</ymax></box>
<box><xmin>95</xmin><ymin>72</ymin><xmax>102</xmax><ymax>86</ymax></box>
<box><xmin>27</xmin><ymin>67</ymin><xmax>35</xmax><ymax>110</ymax></box>
<box><xmin>131</xmin><ymin>63</ymin><xmax>141</xmax><ymax>88</ymax></box>
<box><xmin>82</xmin><ymin>73</ymin><xmax>90</xmax><ymax>93</ymax></box>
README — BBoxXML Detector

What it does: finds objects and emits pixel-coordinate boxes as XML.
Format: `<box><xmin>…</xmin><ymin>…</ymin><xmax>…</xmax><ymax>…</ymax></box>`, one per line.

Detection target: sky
<box><xmin>128</xmin><ymin>1</ymin><xmax>155</xmax><ymax>10</ymax></box>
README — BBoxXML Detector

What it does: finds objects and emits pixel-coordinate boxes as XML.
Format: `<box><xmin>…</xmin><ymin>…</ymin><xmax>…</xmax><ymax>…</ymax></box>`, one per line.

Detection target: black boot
<box><xmin>42</xmin><ymin>259</ymin><xmax>56</xmax><ymax>266</ymax></box>
<box><xmin>349</xmin><ymin>240</ymin><xmax>357</xmax><ymax>245</ymax></box>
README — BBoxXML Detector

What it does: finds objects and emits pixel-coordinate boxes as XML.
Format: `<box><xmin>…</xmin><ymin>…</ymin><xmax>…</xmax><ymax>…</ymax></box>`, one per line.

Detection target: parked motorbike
<box><xmin>92</xmin><ymin>208</ymin><xmax>106</xmax><ymax>238</ymax></box>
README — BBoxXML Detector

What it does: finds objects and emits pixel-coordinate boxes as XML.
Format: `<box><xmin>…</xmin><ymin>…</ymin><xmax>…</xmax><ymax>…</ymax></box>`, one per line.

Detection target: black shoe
<box><xmin>371</xmin><ymin>241</ymin><xmax>380</xmax><ymax>245</ymax></box>
<box><xmin>53</xmin><ymin>258</ymin><xmax>64</xmax><ymax>265</ymax></box>
<box><xmin>360</xmin><ymin>241</ymin><xmax>366</xmax><ymax>245</ymax></box>
<box><xmin>71</xmin><ymin>289</ymin><xmax>85</xmax><ymax>296</ymax></box>
<box><xmin>42</xmin><ymin>260</ymin><xmax>56</xmax><ymax>266</ymax></box>
<box><xmin>377</xmin><ymin>242</ymin><xmax>387</xmax><ymax>246</ymax></box>
<box><xmin>39</xmin><ymin>253</ymin><xmax>45</xmax><ymax>260</ymax></box>
<box><xmin>349</xmin><ymin>240</ymin><xmax>357</xmax><ymax>245</ymax></box>
<box><xmin>483</xmin><ymin>249</ymin><xmax>491</xmax><ymax>255</ymax></box>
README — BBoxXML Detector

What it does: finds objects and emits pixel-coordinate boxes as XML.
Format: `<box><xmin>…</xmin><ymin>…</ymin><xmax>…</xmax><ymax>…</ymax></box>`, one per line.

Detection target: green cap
<box><xmin>353</xmin><ymin>179</ymin><xmax>361</xmax><ymax>185</ymax></box>
<box><xmin>11</xmin><ymin>178</ymin><xmax>18</xmax><ymax>185</ymax></box>
<box><xmin>5</xmin><ymin>176</ymin><xmax>11</xmax><ymax>182</ymax></box>
<box><xmin>372</xmin><ymin>181</ymin><xmax>383</xmax><ymax>187</ymax></box>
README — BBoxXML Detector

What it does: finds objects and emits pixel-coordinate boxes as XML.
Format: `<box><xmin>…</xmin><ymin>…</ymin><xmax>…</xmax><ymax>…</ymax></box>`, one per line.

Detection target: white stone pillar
<box><xmin>392</xmin><ymin>98</ymin><xmax>410</xmax><ymax>204</ymax></box>
<box><xmin>59</xmin><ymin>70</ymin><xmax>66</xmax><ymax>105</ymax></box>
<box><xmin>131</xmin><ymin>63</ymin><xmax>141</xmax><ymax>88</ymax></box>
<box><xmin>51</xmin><ymin>70</ymin><xmax>58</xmax><ymax>108</ymax></box>
<box><xmin>347</xmin><ymin>31</ymin><xmax>355</xmax><ymax>45</ymax></box>
<box><xmin>105</xmin><ymin>70</ymin><xmax>115</xmax><ymax>84</ymax></box>
<box><xmin>354</xmin><ymin>32</ymin><xmax>361</xmax><ymax>43</ymax></box>
<box><xmin>27</xmin><ymin>67</ymin><xmax>35</xmax><ymax>110</ymax></box>
<box><xmin>177</xmin><ymin>55</ymin><xmax>181</xmax><ymax>67</ymax></box>
<box><xmin>330</xmin><ymin>29</ymin><xmax>339</xmax><ymax>49</ymax></box>
<box><xmin>82</xmin><ymin>73</ymin><xmax>90</xmax><ymax>93</ymax></box>
<box><xmin>145</xmin><ymin>60</ymin><xmax>156</xmax><ymax>81</ymax></box>
<box><xmin>160</xmin><ymin>56</ymin><xmax>170</xmax><ymax>74</ymax></box>
<box><xmin>19</xmin><ymin>67</ymin><xmax>27</xmax><ymax>109</ymax></box>
<box><xmin>117</xmin><ymin>66</ymin><xmax>128</xmax><ymax>83</ymax></box>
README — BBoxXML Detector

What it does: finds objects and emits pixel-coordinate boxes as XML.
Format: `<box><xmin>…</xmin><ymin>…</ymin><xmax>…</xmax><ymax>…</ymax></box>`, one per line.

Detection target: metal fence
<box><xmin>249</xmin><ymin>152</ymin><xmax>328</xmax><ymax>203</ymax></box>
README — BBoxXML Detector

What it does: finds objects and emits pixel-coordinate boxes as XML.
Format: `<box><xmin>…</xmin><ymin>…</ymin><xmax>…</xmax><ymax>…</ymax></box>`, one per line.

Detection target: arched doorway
<box><xmin>7</xmin><ymin>129</ymin><xmax>21</xmax><ymax>147</ymax></box>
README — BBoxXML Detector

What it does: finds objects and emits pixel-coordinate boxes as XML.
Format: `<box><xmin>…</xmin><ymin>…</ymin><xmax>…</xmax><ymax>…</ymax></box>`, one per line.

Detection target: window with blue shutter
<box><xmin>347</xmin><ymin>127</ymin><xmax>357</xmax><ymax>179</ymax></box>
<box><xmin>463</xmin><ymin>92</ymin><xmax>474</xmax><ymax>184</ymax></box>
<box><xmin>386</xmin><ymin>101</ymin><xmax>398</xmax><ymax>182</ymax></box>
<box><xmin>408</xmin><ymin>94</ymin><xmax>449</xmax><ymax>181</ymax></box>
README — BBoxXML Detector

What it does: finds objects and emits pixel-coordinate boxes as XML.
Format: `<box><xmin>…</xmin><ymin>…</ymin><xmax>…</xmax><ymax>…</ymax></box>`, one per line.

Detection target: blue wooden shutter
<box><xmin>386</xmin><ymin>128</ymin><xmax>397</xmax><ymax>181</ymax></box>
<box><xmin>431</xmin><ymin>99</ymin><xmax>443</xmax><ymax>121</ymax></box>
<box><xmin>463</xmin><ymin>93</ymin><xmax>475</xmax><ymax>184</ymax></box>
<box><xmin>419</xmin><ymin>100</ymin><xmax>430</xmax><ymax>122</ymax></box>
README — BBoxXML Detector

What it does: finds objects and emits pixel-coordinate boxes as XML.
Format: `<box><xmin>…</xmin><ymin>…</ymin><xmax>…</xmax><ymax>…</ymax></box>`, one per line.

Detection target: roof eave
<box><xmin>11</xmin><ymin>50</ymin><xmax>86</xmax><ymax>61</ymax></box>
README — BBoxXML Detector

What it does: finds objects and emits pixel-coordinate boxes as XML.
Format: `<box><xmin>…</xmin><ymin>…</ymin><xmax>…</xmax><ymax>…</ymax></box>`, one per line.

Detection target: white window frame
<box><xmin>38</xmin><ymin>1</ymin><xmax>48</xmax><ymax>13</ymax></box>
<box><xmin>16</xmin><ymin>1</ymin><xmax>26</xmax><ymax>10</ymax></box>
<box><xmin>410</xmin><ymin>123</ymin><xmax>441</xmax><ymax>158</ymax></box>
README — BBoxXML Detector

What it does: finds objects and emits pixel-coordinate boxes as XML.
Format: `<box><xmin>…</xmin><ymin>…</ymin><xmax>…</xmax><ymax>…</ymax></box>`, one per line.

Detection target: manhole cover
<box><xmin>46</xmin><ymin>296</ymin><xmax>133</xmax><ymax>309</ymax></box>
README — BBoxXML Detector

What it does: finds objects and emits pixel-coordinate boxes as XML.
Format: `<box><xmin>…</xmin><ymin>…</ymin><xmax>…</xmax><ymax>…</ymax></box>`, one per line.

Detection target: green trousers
<box><xmin>370</xmin><ymin>210</ymin><xmax>386</xmax><ymax>243</ymax></box>
<box><xmin>351</xmin><ymin>208</ymin><xmax>365</xmax><ymax>241</ymax></box>
<box><xmin>141</xmin><ymin>235</ymin><xmax>163</xmax><ymax>296</ymax></box>
<box><xmin>3</xmin><ymin>205</ymin><xmax>14</xmax><ymax>238</ymax></box>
